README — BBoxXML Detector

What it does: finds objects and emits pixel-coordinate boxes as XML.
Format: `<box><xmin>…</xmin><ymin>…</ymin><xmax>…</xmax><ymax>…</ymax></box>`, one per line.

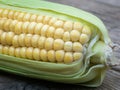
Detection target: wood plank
<box><xmin>96</xmin><ymin>0</ymin><xmax>120</xmax><ymax>7</ymax></box>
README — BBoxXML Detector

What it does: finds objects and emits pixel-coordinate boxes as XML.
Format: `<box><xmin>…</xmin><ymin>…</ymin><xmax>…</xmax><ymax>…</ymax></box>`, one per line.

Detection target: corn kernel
<box><xmin>70</xmin><ymin>30</ymin><xmax>80</xmax><ymax>41</ymax></box>
<box><xmin>21</xmin><ymin>22</ymin><xmax>29</xmax><ymax>33</ymax></box>
<box><xmin>80</xmin><ymin>34</ymin><xmax>89</xmax><ymax>44</ymax></box>
<box><xmin>15</xmin><ymin>48</ymin><xmax>20</xmax><ymax>57</ymax></box>
<box><xmin>73</xmin><ymin>22</ymin><xmax>83</xmax><ymax>32</ymax></box>
<box><xmin>73</xmin><ymin>42</ymin><xmax>83</xmax><ymax>52</ymax></box>
<box><xmin>38</xmin><ymin>36</ymin><xmax>46</xmax><ymax>49</ymax></box>
<box><xmin>31</xmin><ymin>35</ymin><xmax>39</xmax><ymax>48</ymax></box>
<box><xmin>36</xmin><ymin>15</ymin><xmax>44</xmax><ymax>23</ymax></box>
<box><xmin>33</xmin><ymin>48</ymin><xmax>40</xmax><ymax>60</ymax></box>
<box><xmin>1</xmin><ymin>32</ymin><xmax>6</xmax><ymax>45</ymax></box>
<box><xmin>49</xmin><ymin>17</ymin><xmax>58</xmax><ymax>26</ymax></box>
<box><xmin>54</xmin><ymin>28</ymin><xmax>64</xmax><ymax>39</ymax></box>
<box><xmin>6</xmin><ymin>32</ymin><xmax>14</xmax><ymax>45</ymax></box>
<box><xmin>64</xmin><ymin>41</ymin><xmax>73</xmax><ymax>52</ymax></box>
<box><xmin>25</xmin><ymin>34</ymin><xmax>32</xmax><ymax>47</ymax></box>
<box><xmin>41</xmin><ymin>25</ymin><xmax>49</xmax><ymax>36</ymax></box>
<box><xmin>54</xmin><ymin>20</ymin><xmax>64</xmax><ymax>28</ymax></box>
<box><xmin>64</xmin><ymin>52</ymin><xmax>73</xmax><ymax>63</ymax></box>
<box><xmin>55</xmin><ymin>50</ymin><xmax>64</xmax><ymax>62</ymax></box>
<box><xmin>27</xmin><ymin>22</ymin><xmax>36</xmax><ymax>34</ymax></box>
<box><xmin>54</xmin><ymin>39</ymin><xmax>64</xmax><ymax>50</ymax></box>
<box><xmin>26</xmin><ymin>47</ymin><xmax>33</xmax><ymax>59</ymax></box>
<box><xmin>3</xmin><ymin>46</ymin><xmax>9</xmax><ymax>55</ymax></box>
<box><xmin>23</xmin><ymin>13</ymin><xmax>31</xmax><ymax>21</ymax></box>
<box><xmin>45</xmin><ymin>38</ymin><xmax>54</xmax><ymax>50</ymax></box>
<box><xmin>73</xmin><ymin>52</ymin><xmax>83</xmax><ymax>61</ymax></box>
<box><xmin>48</xmin><ymin>50</ymin><xmax>55</xmax><ymax>62</ymax></box>
<box><xmin>63</xmin><ymin>31</ymin><xmax>70</xmax><ymax>41</ymax></box>
<box><xmin>20</xmin><ymin>47</ymin><xmax>27</xmax><ymax>58</ymax></box>
<box><xmin>30</xmin><ymin>14</ymin><xmax>37</xmax><ymax>22</ymax></box>
<box><xmin>12</xmin><ymin>35</ymin><xmax>19</xmax><ymax>47</ymax></box>
<box><xmin>40</xmin><ymin>49</ymin><xmax>48</xmax><ymax>62</ymax></box>
<box><xmin>18</xmin><ymin>34</ymin><xmax>25</xmax><ymax>46</ymax></box>
<box><xmin>34</xmin><ymin>23</ymin><xmax>43</xmax><ymax>35</ymax></box>
<box><xmin>63</xmin><ymin>21</ymin><xmax>73</xmax><ymax>31</ymax></box>
<box><xmin>46</xmin><ymin>26</ymin><xmax>55</xmax><ymax>37</ymax></box>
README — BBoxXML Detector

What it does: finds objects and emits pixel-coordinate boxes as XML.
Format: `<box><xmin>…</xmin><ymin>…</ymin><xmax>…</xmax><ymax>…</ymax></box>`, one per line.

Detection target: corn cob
<box><xmin>0</xmin><ymin>0</ymin><xmax>116</xmax><ymax>87</ymax></box>
<box><xmin>0</xmin><ymin>8</ymin><xmax>90</xmax><ymax>64</ymax></box>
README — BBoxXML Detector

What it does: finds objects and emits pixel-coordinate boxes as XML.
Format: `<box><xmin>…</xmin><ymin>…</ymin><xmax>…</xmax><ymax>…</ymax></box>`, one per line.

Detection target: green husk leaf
<box><xmin>0</xmin><ymin>0</ymin><xmax>114</xmax><ymax>87</ymax></box>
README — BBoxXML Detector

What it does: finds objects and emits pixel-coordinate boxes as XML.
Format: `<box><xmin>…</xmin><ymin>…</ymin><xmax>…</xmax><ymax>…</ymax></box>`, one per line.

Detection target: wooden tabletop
<box><xmin>0</xmin><ymin>0</ymin><xmax>120</xmax><ymax>90</ymax></box>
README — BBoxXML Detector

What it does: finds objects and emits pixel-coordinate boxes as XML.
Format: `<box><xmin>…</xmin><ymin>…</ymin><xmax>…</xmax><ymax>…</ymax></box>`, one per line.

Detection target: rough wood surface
<box><xmin>0</xmin><ymin>0</ymin><xmax>120</xmax><ymax>90</ymax></box>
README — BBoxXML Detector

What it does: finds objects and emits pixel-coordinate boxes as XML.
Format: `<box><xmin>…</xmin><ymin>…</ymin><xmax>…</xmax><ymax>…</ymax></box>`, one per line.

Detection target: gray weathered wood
<box><xmin>0</xmin><ymin>0</ymin><xmax>120</xmax><ymax>90</ymax></box>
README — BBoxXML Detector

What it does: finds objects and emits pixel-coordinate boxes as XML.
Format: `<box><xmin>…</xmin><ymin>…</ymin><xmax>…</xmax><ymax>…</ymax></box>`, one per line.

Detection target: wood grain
<box><xmin>0</xmin><ymin>0</ymin><xmax>120</xmax><ymax>90</ymax></box>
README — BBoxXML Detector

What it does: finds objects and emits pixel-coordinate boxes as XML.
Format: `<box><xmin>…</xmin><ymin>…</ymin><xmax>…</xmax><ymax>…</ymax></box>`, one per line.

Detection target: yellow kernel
<box><xmin>41</xmin><ymin>25</ymin><xmax>49</xmax><ymax>36</ymax></box>
<box><xmin>0</xmin><ymin>30</ymin><xmax>3</xmax><ymax>43</ymax></box>
<box><xmin>34</xmin><ymin>23</ymin><xmax>43</xmax><ymax>35</ymax></box>
<box><xmin>26</xmin><ymin>47</ymin><xmax>33</xmax><ymax>60</ymax></box>
<box><xmin>63</xmin><ymin>21</ymin><xmax>73</xmax><ymax>31</ymax></box>
<box><xmin>43</xmin><ymin>16</ymin><xmax>51</xmax><ymax>24</ymax></box>
<box><xmin>23</xmin><ymin>13</ymin><xmax>31</xmax><ymax>21</ymax></box>
<box><xmin>18</xmin><ymin>34</ymin><xmax>25</xmax><ymax>46</ymax></box>
<box><xmin>33</xmin><ymin>48</ymin><xmax>40</xmax><ymax>60</ymax></box>
<box><xmin>21</xmin><ymin>22</ymin><xmax>29</xmax><ymax>33</ymax></box>
<box><xmin>9</xmin><ymin>20</ymin><xmax>18</xmax><ymax>32</ymax></box>
<box><xmin>64</xmin><ymin>52</ymin><xmax>73</xmax><ymax>63</ymax></box>
<box><xmin>12</xmin><ymin>35</ymin><xmax>19</xmax><ymax>47</ymax></box>
<box><xmin>48</xmin><ymin>50</ymin><xmax>55</xmax><ymax>62</ymax></box>
<box><xmin>14</xmin><ymin>22</ymin><xmax>22</xmax><ymax>34</ymax></box>
<box><xmin>0</xmin><ymin>19</ymin><xmax>5</xmax><ymax>29</ymax></box>
<box><xmin>54</xmin><ymin>39</ymin><xmax>64</xmax><ymax>50</ymax></box>
<box><xmin>15</xmin><ymin>48</ymin><xmax>20</xmax><ymax>57</ymax></box>
<box><xmin>45</xmin><ymin>38</ymin><xmax>54</xmax><ymax>50</ymax></box>
<box><xmin>25</xmin><ymin>34</ymin><xmax>32</xmax><ymax>47</ymax></box>
<box><xmin>73</xmin><ymin>42</ymin><xmax>83</xmax><ymax>52</ymax></box>
<box><xmin>40</xmin><ymin>49</ymin><xmax>48</xmax><ymax>62</ymax></box>
<box><xmin>8</xmin><ymin>10</ymin><xmax>14</xmax><ymax>19</ymax></box>
<box><xmin>8</xmin><ymin>46</ymin><xmax>15</xmax><ymax>56</ymax></box>
<box><xmin>54</xmin><ymin>20</ymin><xmax>64</xmax><ymax>28</ymax></box>
<box><xmin>14</xmin><ymin>11</ymin><xmax>20</xmax><ymax>19</ymax></box>
<box><xmin>36</xmin><ymin>15</ymin><xmax>44</xmax><ymax>23</ymax></box>
<box><xmin>55</xmin><ymin>50</ymin><xmax>64</xmax><ymax>62</ymax></box>
<box><xmin>73</xmin><ymin>52</ymin><xmax>83</xmax><ymax>61</ymax></box>
<box><xmin>64</xmin><ymin>41</ymin><xmax>73</xmax><ymax>52</ymax></box>
<box><xmin>54</xmin><ymin>28</ymin><xmax>64</xmax><ymax>39</ymax></box>
<box><xmin>20</xmin><ymin>47</ymin><xmax>27</xmax><ymax>58</ymax></box>
<box><xmin>3</xmin><ymin>46</ymin><xmax>9</xmax><ymax>55</ymax></box>
<box><xmin>1</xmin><ymin>32</ymin><xmax>6</xmax><ymax>45</ymax></box>
<box><xmin>27</xmin><ymin>22</ymin><xmax>36</xmax><ymax>34</ymax></box>
<box><xmin>63</xmin><ymin>32</ymin><xmax>70</xmax><ymax>41</ymax></box>
<box><xmin>6</xmin><ymin>32</ymin><xmax>15</xmax><ymax>45</ymax></box>
<box><xmin>17</xmin><ymin>12</ymin><xmax>25</xmax><ymax>21</ymax></box>
<box><xmin>38</xmin><ymin>36</ymin><xmax>46</xmax><ymax>49</ymax></box>
<box><xmin>3</xmin><ymin>19</ymin><xmax>11</xmax><ymax>31</ymax></box>
<box><xmin>31</xmin><ymin>35</ymin><xmax>39</xmax><ymax>48</ymax></box>
<box><xmin>0</xmin><ymin>9</ymin><xmax>3</xmax><ymax>17</ymax></box>
<box><xmin>79</xmin><ymin>34</ymin><xmax>89</xmax><ymax>44</ymax></box>
<box><xmin>70</xmin><ymin>30</ymin><xmax>80</xmax><ymax>41</ymax></box>
<box><xmin>0</xmin><ymin>45</ymin><xmax>3</xmax><ymax>53</ymax></box>
<box><xmin>30</xmin><ymin>14</ymin><xmax>37</xmax><ymax>22</ymax></box>
<box><xmin>49</xmin><ymin>17</ymin><xmax>58</xmax><ymax>26</ymax></box>
<box><xmin>46</xmin><ymin>26</ymin><xmax>55</xmax><ymax>37</ymax></box>
<box><xmin>0</xmin><ymin>30</ymin><xmax>3</xmax><ymax>35</ymax></box>
<box><xmin>2</xmin><ymin>9</ymin><xmax>9</xmax><ymax>18</ymax></box>
<box><xmin>73</xmin><ymin>22</ymin><xmax>83</xmax><ymax>32</ymax></box>
<box><xmin>82</xmin><ymin>25</ymin><xmax>91</xmax><ymax>36</ymax></box>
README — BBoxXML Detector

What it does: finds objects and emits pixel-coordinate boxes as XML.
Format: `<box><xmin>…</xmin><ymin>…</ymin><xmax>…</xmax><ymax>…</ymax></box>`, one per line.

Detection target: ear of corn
<box><xmin>0</xmin><ymin>0</ymin><xmax>115</xmax><ymax>87</ymax></box>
